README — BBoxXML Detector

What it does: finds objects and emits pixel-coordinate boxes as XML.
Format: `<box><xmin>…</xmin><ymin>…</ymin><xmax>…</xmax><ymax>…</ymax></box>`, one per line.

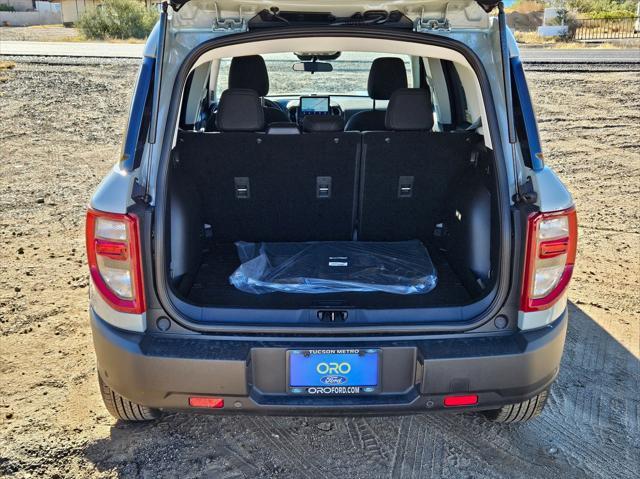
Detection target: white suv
<box><xmin>87</xmin><ymin>0</ymin><xmax>577</xmax><ymax>422</ymax></box>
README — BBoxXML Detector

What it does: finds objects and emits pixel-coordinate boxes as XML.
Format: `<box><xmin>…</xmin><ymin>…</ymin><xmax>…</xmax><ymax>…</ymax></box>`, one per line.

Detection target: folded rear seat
<box><xmin>359</xmin><ymin>88</ymin><xmax>478</xmax><ymax>241</ymax></box>
<box><xmin>177</xmin><ymin>89</ymin><xmax>361</xmax><ymax>243</ymax></box>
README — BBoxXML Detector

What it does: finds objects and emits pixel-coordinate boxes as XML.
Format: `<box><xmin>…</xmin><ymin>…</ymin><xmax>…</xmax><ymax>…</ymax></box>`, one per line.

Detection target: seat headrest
<box><xmin>216</xmin><ymin>89</ymin><xmax>265</xmax><ymax>132</ymax></box>
<box><xmin>385</xmin><ymin>88</ymin><xmax>434</xmax><ymax>131</ymax></box>
<box><xmin>302</xmin><ymin>116</ymin><xmax>345</xmax><ymax>133</ymax></box>
<box><xmin>368</xmin><ymin>57</ymin><xmax>408</xmax><ymax>100</ymax></box>
<box><xmin>228</xmin><ymin>55</ymin><xmax>269</xmax><ymax>97</ymax></box>
<box><xmin>266</xmin><ymin>122</ymin><xmax>301</xmax><ymax>134</ymax></box>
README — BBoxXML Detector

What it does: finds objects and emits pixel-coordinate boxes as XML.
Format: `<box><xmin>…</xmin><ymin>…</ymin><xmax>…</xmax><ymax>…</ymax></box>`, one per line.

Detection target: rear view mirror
<box><xmin>292</xmin><ymin>62</ymin><xmax>333</xmax><ymax>73</ymax></box>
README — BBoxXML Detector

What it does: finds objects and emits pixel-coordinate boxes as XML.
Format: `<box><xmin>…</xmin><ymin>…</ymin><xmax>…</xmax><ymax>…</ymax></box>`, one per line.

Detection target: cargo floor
<box><xmin>184</xmin><ymin>243</ymin><xmax>473</xmax><ymax>309</ymax></box>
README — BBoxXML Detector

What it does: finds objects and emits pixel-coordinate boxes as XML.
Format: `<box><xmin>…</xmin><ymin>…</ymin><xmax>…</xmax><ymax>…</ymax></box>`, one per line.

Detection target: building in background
<box><xmin>0</xmin><ymin>0</ymin><xmax>61</xmax><ymax>25</ymax></box>
<box><xmin>1</xmin><ymin>0</ymin><xmax>32</xmax><ymax>11</ymax></box>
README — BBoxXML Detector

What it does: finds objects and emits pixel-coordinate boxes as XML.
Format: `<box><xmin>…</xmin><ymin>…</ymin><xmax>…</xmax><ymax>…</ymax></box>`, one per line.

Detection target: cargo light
<box><xmin>189</xmin><ymin>397</ymin><xmax>224</xmax><ymax>409</ymax></box>
<box><xmin>443</xmin><ymin>394</ymin><xmax>478</xmax><ymax>407</ymax></box>
<box><xmin>86</xmin><ymin>209</ymin><xmax>146</xmax><ymax>314</ymax></box>
<box><xmin>521</xmin><ymin>207</ymin><xmax>577</xmax><ymax>312</ymax></box>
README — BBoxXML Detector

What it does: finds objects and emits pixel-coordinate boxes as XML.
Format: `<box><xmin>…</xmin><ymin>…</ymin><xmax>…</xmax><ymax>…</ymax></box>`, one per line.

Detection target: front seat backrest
<box><xmin>344</xmin><ymin>57</ymin><xmax>408</xmax><ymax>131</ymax></box>
<box><xmin>228</xmin><ymin>55</ymin><xmax>290</xmax><ymax>124</ymax></box>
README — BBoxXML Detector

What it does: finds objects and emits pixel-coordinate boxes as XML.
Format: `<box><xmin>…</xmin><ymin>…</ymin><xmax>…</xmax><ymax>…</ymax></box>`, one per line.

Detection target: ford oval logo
<box><xmin>321</xmin><ymin>375</ymin><xmax>347</xmax><ymax>385</ymax></box>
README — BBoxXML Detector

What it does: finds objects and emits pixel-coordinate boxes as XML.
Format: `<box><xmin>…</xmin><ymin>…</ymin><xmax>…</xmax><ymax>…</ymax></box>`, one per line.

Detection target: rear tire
<box><xmin>98</xmin><ymin>374</ymin><xmax>160</xmax><ymax>421</ymax></box>
<box><xmin>481</xmin><ymin>389</ymin><xmax>549</xmax><ymax>423</ymax></box>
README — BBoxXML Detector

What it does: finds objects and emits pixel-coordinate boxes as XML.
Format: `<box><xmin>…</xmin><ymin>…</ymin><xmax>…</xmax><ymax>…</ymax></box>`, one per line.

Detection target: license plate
<box><xmin>288</xmin><ymin>349</ymin><xmax>380</xmax><ymax>395</ymax></box>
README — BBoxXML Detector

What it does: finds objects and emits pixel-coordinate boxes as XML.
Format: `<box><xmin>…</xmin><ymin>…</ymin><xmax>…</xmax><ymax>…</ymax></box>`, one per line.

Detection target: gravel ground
<box><xmin>0</xmin><ymin>57</ymin><xmax>638</xmax><ymax>479</ymax></box>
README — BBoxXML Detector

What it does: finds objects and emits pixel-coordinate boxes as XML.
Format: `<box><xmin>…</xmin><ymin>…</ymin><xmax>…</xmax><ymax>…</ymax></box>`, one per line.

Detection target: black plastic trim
<box><xmin>92</xmin><ymin>308</ymin><xmax>567</xmax><ymax>413</ymax></box>
<box><xmin>152</xmin><ymin>27</ymin><xmax>513</xmax><ymax>335</ymax></box>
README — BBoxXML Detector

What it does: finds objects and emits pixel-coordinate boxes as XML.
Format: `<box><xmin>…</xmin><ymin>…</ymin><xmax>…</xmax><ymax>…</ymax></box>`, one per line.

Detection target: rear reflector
<box><xmin>539</xmin><ymin>237</ymin><xmax>569</xmax><ymax>259</ymax></box>
<box><xmin>443</xmin><ymin>394</ymin><xmax>478</xmax><ymax>407</ymax></box>
<box><xmin>189</xmin><ymin>397</ymin><xmax>224</xmax><ymax>409</ymax></box>
<box><xmin>94</xmin><ymin>239</ymin><xmax>129</xmax><ymax>261</ymax></box>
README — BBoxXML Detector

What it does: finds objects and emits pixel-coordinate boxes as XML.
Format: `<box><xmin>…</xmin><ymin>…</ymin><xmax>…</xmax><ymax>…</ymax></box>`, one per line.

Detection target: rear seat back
<box><xmin>178</xmin><ymin>89</ymin><xmax>360</xmax><ymax>243</ymax></box>
<box><xmin>177</xmin><ymin>88</ymin><xmax>479</xmax><ymax>244</ymax></box>
<box><xmin>359</xmin><ymin>88</ymin><xmax>477</xmax><ymax>241</ymax></box>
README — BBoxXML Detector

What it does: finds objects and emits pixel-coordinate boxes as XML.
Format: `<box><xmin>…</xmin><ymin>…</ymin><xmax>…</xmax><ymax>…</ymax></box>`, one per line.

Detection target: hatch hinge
<box><xmin>414</xmin><ymin>6</ymin><xmax>451</xmax><ymax>32</ymax></box>
<box><xmin>513</xmin><ymin>176</ymin><xmax>538</xmax><ymax>205</ymax></box>
<box><xmin>132</xmin><ymin>178</ymin><xmax>152</xmax><ymax>205</ymax></box>
<box><xmin>212</xmin><ymin>2</ymin><xmax>248</xmax><ymax>32</ymax></box>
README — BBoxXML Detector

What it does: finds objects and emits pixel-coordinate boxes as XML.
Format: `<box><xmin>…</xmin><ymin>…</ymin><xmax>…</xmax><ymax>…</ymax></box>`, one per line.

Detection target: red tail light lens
<box><xmin>189</xmin><ymin>397</ymin><xmax>224</xmax><ymax>408</ymax></box>
<box><xmin>86</xmin><ymin>209</ymin><xmax>146</xmax><ymax>314</ymax></box>
<box><xmin>521</xmin><ymin>207</ymin><xmax>577</xmax><ymax>312</ymax></box>
<box><xmin>443</xmin><ymin>394</ymin><xmax>478</xmax><ymax>407</ymax></box>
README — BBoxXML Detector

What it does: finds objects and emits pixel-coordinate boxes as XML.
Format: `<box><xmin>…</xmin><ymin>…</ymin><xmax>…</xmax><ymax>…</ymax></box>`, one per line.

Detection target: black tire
<box><xmin>98</xmin><ymin>374</ymin><xmax>160</xmax><ymax>421</ymax></box>
<box><xmin>481</xmin><ymin>389</ymin><xmax>549</xmax><ymax>423</ymax></box>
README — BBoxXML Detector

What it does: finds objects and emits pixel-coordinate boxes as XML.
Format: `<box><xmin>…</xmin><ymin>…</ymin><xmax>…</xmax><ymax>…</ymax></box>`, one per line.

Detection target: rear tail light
<box><xmin>521</xmin><ymin>207</ymin><xmax>577</xmax><ymax>312</ymax></box>
<box><xmin>86</xmin><ymin>209</ymin><xmax>146</xmax><ymax>314</ymax></box>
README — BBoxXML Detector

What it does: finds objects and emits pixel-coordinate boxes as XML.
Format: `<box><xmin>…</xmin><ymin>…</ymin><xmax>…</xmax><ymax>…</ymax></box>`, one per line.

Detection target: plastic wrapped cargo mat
<box><xmin>229</xmin><ymin>240</ymin><xmax>438</xmax><ymax>295</ymax></box>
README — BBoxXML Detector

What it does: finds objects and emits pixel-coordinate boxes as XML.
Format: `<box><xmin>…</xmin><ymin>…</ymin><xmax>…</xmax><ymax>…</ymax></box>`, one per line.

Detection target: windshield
<box><xmin>216</xmin><ymin>52</ymin><xmax>413</xmax><ymax>97</ymax></box>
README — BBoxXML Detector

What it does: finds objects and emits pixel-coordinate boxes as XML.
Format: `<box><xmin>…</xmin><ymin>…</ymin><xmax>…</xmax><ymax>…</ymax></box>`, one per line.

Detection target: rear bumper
<box><xmin>91</xmin><ymin>309</ymin><xmax>567</xmax><ymax>415</ymax></box>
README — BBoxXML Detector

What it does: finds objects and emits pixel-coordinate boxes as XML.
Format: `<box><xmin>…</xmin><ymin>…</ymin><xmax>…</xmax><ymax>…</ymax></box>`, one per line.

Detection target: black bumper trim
<box><xmin>91</xmin><ymin>308</ymin><xmax>567</xmax><ymax>414</ymax></box>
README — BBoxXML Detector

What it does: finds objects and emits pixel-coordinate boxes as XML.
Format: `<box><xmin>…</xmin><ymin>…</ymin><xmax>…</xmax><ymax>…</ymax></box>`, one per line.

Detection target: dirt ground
<box><xmin>0</xmin><ymin>26</ymin><xmax>81</xmax><ymax>42</ymax></box>
<box><xmin>0</xmin><ymin>57</ymin><xmax>638</xmax><ymax>478</ymax></box>
<box><xmin>0</xmin><ymin>27</ymin><xmax>152</xmax><ymax>44</ymax></box>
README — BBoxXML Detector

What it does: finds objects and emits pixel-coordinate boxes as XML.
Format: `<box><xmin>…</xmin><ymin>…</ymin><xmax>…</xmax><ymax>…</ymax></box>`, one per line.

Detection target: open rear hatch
<box><xmin>166</xmin><ymin>0</ymin><xmax>498</xmax><ymax>32</ymax></box>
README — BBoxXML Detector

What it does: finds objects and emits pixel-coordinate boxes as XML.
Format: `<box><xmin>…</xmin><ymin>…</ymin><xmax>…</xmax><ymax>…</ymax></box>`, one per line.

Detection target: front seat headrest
<box><xmin>302</xmin><ymin>116</ymin><xmax>345</xmax><ymax>133</ymax></box>
<box><xmin>228</xmin><ymin>55</ymin><xmax>269</xmax><ymax>97</ymax></box>
<box><xmin>216</xmin><ymin>89</ymin><xmax>265</xmax><ymax>132</ymax></box>
<box><xmin>368</xmin><ymin>57</ymin><xmax>408</xmax><ymax>100</ymax></box>
<box><xmin>385</xmin><ymin>88</ymin><xmax>434</xmax><ymax>131</ymax></box>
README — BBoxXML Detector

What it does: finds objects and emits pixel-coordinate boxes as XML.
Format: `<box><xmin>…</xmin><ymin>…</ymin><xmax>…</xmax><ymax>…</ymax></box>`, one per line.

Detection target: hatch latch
<box><xmin>212</xmin><ymin>2</ymin><xmax>248</xmax><ymax>32</ymax></box>
<box><xmin>414</xmin><ymin>6</ymin><xmax>451</xmax><ymax>32</ymax></box>
<box><xmin>317</xmin><ymin>310</ymin><xmax>348</xmax><ymax>323</ymax></box>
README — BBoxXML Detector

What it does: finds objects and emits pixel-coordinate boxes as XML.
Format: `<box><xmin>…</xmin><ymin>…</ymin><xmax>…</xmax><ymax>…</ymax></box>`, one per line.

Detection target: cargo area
<box><xmin>182</xmin><ymin>242</ymin><xmax>472</xmax><ymax>309</ymax></box>
<box><xmin>159</xmin><ymin>49</ymin><xmax>503</xmax><ymax>323</ymax></box>
<box><xmin>165</xmin><ymin>103</ymin><xmax>499</xmax><ymax>316</ymax></box>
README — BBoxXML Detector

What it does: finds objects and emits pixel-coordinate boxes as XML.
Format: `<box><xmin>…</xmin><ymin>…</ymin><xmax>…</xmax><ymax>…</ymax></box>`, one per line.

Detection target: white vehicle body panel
<box><xmin>531</xmin><ymin>166</ymin><xmax>574</xmax><ymax>213</ymax></box>
<box><xmin>519</xmin><ymin>291</ymin><xmax>568</xmax><ymax>331</ymax></box>
<box><xmin>90</xmin><ymin>279</ymin><xmax>147</xmax><ymax>332</ymax></box>
<box><xmin>90</xmin><ymin>165</ymin><xmax>137</xmax><ymax>214</ymax></box>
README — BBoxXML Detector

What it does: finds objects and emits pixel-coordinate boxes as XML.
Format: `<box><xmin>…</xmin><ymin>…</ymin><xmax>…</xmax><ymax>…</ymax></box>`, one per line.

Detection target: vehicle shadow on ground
<box><xmin>82</xmin><ymin>302</ymin><xmax>639</xmax><ymax>479</ymax></box>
